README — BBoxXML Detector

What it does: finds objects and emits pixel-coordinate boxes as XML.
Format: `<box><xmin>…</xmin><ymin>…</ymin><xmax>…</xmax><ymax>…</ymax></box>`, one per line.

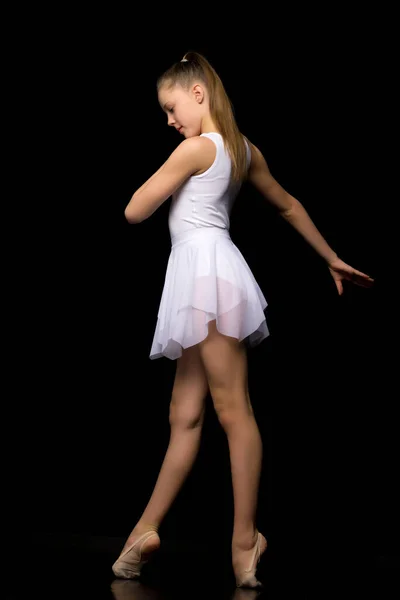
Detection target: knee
<box><xmin>212</xmin><ymin>390</ymin><xmax>253</xmax><ymax>428</ymax></box>
<box><xmin>214</xmin><ymin>406</ymin><xmax>246</xmax><ymax>430</ymax></box>
<box><xmin>169</xmin><ymin>401</ymin><xmax>205</xmax><ymax>430</ymax></box>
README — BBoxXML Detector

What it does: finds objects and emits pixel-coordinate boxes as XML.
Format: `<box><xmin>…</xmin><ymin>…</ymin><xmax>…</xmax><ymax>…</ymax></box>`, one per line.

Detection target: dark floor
<box><xmin>3</xmin><ymin>533</ymin><xmax>399</xmax><ymax>599</ymax></box>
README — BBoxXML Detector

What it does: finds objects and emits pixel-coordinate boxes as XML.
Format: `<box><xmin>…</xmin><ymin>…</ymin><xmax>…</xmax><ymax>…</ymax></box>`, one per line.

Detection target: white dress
<box><xmin>149</xmin><ymin>132</ymin><xmax>269</xmax><ymax>360</ymax></box>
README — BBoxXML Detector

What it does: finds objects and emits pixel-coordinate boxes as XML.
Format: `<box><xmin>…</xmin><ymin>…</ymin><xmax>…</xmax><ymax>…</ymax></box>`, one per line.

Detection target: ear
<box><xmin>192</xmin><ymin>83</ymin><xmax>205</xmax><ymax>104</ymax></box>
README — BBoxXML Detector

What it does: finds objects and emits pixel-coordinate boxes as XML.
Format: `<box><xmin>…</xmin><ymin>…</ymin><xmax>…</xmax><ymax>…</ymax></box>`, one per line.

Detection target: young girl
<box><xmin>112</xmin><ymin>51</ymin><xmax>374</xmax><ymax>589</ymax></box>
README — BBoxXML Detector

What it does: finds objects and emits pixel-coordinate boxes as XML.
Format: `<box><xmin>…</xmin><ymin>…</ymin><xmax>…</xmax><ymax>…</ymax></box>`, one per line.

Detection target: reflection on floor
<box><xmin>3</xmin><ymin>533</ymin><xmax>398</xmax><ymax>599</ymax></box>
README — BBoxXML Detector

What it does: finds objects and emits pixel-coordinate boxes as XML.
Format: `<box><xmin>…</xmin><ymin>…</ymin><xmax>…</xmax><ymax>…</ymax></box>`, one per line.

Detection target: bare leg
<box><xmin>215</xmin><ymin>394</ymin><xmax>268</xmax><ymax>586</ymax></box>
<box><xmin>224</xmin><ymin>398</ymin><xmax>263</xmax><ymax>547</ymax></box>
<box><xmin>198</xmin><ymin>322</ymin><xmax>268</xmax><ymax>583</ymax></box>
<box><xmin>140</xmin><ymin>424</ymin><xmax>202</xmax><ymax>528</ymax></box>
<box><xmin>215</xmin><ymin>395</ymin><xmax>263</xmax><ymax>544</ymax></box>
<box><xmin>118</xmin><ymin>343</ymin><xmax>208</xmax><ymax>565</ymax></box>
<box><xmin>121</xmin><ymin>421</ymin><xmax>203</xmax><ymax>551</ymax></box>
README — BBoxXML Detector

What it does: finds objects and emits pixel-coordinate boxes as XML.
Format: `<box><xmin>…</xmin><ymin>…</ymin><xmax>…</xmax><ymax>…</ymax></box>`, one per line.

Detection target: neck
<box><xmin>200</xmin><ymin>115</ymin><xmax>219</xmax><ymax>134</ymax></box>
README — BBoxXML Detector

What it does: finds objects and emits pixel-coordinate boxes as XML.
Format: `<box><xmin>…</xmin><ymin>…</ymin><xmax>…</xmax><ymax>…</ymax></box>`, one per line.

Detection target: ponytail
<box><xmin>157</xmin><ymin>51</ymin><xmax>248</xmax><ymax>183</ymax></box>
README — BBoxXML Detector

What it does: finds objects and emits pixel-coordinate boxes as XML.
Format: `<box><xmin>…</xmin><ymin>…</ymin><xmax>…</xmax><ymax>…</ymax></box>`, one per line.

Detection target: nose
<box><xmin>167</xmin><ymin>114</ymin><xmax>176</xmax><ymax>127</ymax></box>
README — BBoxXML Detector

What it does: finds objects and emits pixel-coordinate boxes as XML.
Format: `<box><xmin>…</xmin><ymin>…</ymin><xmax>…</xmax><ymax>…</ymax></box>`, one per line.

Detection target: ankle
<box><xmin>134</xmin><ymin>521</ymin><xmax>160</xmax><ymax>535</ymax></box>
<box><xmin>232</xmin><ymin>528</ymin><xmax>258</xmax><ymax>550</ymax></box>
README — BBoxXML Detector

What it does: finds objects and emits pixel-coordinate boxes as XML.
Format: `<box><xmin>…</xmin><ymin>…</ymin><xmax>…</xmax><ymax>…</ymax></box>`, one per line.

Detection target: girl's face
<box><xmin>158</xmin><ymin>82</ymin><xmax>205</xmax><ymax>138</ymax></box>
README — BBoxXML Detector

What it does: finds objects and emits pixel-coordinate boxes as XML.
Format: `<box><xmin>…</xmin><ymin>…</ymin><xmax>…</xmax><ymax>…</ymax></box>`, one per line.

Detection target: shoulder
<box><xmin>169</xmin><ymin>136</ymin><xmax>216</xmax><ymax>171</ymax></box>
<box><xmin>176</xmin><ymin>135</ymin><xmax>216</xmax><ymax>155</ymax></box>
<box><xmin>243</xmin><ymin>136</ymin><xmax>264</xmax><ymax>168</ymax></box>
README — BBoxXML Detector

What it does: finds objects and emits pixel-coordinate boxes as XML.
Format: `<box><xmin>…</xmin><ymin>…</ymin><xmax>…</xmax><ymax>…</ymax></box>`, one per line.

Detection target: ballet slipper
<box><xmin>112</xmin><ymin>530</ymin><xmax>160</xmax><ymax>579</ymax></box>
<box><xmin>234</xmin><ymin>531</ymin><xmax>267</xmax><ymax>589</ymax></box>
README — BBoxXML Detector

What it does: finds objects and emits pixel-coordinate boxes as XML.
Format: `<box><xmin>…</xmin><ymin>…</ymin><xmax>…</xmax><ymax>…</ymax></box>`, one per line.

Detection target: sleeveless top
<box><xmin>168</xmin><ymin>132</ymin><xmax>251</xmax><ymax>238</ymax></box>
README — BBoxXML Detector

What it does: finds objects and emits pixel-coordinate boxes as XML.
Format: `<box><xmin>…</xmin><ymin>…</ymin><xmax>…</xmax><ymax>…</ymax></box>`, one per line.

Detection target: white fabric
<box><xmin>168</xmin><ymin>132</ymin><xmax>246</xmax><ymax>238</ymax></box>
<box><xmin>149</xmin><ymin>133</ymin><xmax>269</xmax><ymax>360</ymax></box>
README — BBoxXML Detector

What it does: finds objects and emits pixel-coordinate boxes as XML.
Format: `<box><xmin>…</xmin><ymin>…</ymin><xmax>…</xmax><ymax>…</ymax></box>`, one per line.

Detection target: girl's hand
<box><xmin>328</xmin><ymin>257</ymin><xmax>374</xmax><ymax>295</ymax></box>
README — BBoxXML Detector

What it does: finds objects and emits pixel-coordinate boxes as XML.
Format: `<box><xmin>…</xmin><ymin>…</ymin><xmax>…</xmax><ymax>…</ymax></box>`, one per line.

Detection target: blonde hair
<box><xmin>157</xmin><ymin>51</ymin><xmax>248</xmax><ymax>184</ymax></box>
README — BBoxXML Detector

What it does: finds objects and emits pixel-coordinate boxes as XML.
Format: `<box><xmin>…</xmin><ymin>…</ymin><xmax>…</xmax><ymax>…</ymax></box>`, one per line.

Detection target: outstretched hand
<box><xmin>328</xmin><ymin>257</ymin><xmax>374</xmax><ymax>295</ymax></box>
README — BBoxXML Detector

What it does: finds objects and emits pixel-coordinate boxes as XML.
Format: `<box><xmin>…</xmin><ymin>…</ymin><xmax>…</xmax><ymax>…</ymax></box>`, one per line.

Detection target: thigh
<box><xmin>198</xmin><ymin>319</ymin><xmax>251</xmax><ymax>410</ymax></box>
<box><xmin>170</xmin><ymin>343</ymin><xmax>209</xmax><ymax>425</ymax></box>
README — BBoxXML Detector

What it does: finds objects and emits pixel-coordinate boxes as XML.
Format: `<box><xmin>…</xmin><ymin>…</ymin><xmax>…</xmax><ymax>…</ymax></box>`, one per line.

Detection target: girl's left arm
<box><xmin>247</xmin><ymin>141</ymin><xmax>374</xmax><ymax>293</ymax></box>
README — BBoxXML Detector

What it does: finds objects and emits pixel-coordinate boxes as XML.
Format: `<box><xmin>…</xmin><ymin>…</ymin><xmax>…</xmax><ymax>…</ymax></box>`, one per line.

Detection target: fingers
<box><xmin>344</xmin><ymin>267</ymin><xmax>374</xmax><ymax>287</ymax></box>
<box><xmin>352</xmin><ymin>268</ymin><xmax>374</xmax><ymax>282</ymax></box>
<box><xmin>329</xmin><ymin>263</ymin><xmax>374</xmax><ymax>293</ymax></box>
<box><xmin>355</xmin><ymin>278</ymin><xmax>374</xmax><ymax>288</ymax></box>
<box><xmin>352</xmin><ymin>271</ymin><xmax>374</xmax><ymax>287</ymax></box>
<box><xmin>345</xmin><ymin>271</ymin><xmax>374</xmax><ymax>289</ymax></box>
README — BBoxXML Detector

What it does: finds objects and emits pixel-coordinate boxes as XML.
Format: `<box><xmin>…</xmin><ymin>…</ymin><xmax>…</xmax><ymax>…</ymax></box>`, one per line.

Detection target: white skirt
<box><xmin>149</xmin><ymin>227</ymin><xmax>269</xmax><ymax>360</ymax></box>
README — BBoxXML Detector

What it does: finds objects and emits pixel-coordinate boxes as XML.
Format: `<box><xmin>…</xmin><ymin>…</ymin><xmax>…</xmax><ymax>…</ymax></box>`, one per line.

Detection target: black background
<box><xmin>7</xmin><ymin>9</ymin><xmax>393</xmax><ymax>570</ymax></box>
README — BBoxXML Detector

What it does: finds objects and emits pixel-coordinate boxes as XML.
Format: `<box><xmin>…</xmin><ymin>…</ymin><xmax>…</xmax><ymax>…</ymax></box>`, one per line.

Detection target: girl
<box><xmin>112</xmin><ymin>51</ymin><xmax>374</xmax><ymax>589</ymax></box>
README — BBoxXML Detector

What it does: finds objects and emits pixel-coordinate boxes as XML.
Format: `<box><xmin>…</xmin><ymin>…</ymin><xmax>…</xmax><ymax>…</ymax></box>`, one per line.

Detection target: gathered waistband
<box><xmin>171</xmin><ymin>227</ymin><xmax>232</xmax><ymax>249</ymax></box>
